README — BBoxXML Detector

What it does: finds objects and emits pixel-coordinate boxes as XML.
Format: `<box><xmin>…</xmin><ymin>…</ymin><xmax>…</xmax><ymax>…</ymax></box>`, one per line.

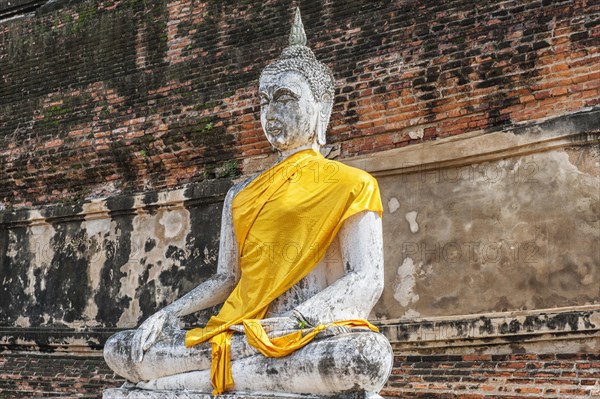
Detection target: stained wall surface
<box><xmin>359</xmin><ymin>112</ymin><xmax>600</xmax><ymax>319</ymax></box>
<box><xmin>0</xmin><ymin>181</ymin><xmax>230</xmax><ymax>333</ymax></box>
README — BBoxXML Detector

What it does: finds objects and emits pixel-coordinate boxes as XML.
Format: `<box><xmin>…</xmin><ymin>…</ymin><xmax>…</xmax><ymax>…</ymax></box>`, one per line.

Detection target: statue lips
<box><xmin>266</xmin><ymin>123</ymin><xmax>283</xmax><ymax>137</ymax></box>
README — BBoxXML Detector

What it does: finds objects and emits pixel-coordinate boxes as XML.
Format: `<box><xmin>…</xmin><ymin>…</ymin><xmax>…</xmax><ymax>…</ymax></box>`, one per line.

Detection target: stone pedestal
<box><xmin>102</xmin><ymin>388</ymin><xmax>383</xmax><ymax>399</ymax></box>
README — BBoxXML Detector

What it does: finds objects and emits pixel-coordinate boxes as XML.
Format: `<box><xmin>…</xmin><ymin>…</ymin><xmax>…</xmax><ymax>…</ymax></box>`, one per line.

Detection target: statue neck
<box><xmin>278</xmin><ymin>142</ymin><xmax>320</xmax><ymax>161</ymax></box>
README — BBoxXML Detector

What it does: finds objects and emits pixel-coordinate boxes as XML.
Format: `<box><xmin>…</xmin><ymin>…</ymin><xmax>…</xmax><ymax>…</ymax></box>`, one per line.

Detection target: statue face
<box><xmin>259</xmin><ymin>71</ymin><xmax>321</xmax><ymax>151</ymax></box>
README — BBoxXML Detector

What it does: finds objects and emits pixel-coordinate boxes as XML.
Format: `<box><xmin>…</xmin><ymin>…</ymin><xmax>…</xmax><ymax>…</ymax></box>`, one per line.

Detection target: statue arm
<box><xmin>162</xmin><ymin>185</ymin><xmax>240</xmax><ymax>317</ymax></box>
<box><xmin>131</xmin><ymin>184</ymin><xmax>243</xmax><ymax>362</ymax></box>
<box><xmin>292</xmin><ymin>211</ymin><xmax>384</xmax><ymax>325</ymax></box>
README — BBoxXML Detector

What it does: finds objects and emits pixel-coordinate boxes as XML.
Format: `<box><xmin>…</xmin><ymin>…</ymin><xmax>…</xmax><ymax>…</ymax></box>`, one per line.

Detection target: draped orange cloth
<box><xmin>242</xmin><ymin>318</ymin><xmax>379</xmax><ymax>358</ymax></box>
<box><xmin>185</xmin><ymin>149</ymin><xmax>383</xmax><ymax>394</ymax></box>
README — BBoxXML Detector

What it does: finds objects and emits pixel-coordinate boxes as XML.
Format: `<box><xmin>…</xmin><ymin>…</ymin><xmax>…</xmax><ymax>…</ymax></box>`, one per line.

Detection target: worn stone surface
<box><xmin>0</xmin><ymin>0</ymin><xmax>598</xmax><ymax>398</ymax></box>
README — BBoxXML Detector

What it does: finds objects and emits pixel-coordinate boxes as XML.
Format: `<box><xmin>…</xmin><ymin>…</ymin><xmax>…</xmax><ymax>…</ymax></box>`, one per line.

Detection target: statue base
<box><xmin>102</xmin><ymin>387</ymin><xmax>384</xmax><ymax>399</ymax></box>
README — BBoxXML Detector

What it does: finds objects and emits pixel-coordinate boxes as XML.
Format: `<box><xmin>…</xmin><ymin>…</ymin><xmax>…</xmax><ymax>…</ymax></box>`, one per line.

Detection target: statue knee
<box><xmin>104</xmin><ymin>330</ymin><xmax>143</xmax><ymax>383</ymax></box>
<box><xmin>230</xmin><ymin>331</ymin><xmax>393</xmax><ymax>395</ymax></box>
<box><xmin>323</xmin><ymin>332</ymin><xmax>393</xmax><ymax>393</ymax></box>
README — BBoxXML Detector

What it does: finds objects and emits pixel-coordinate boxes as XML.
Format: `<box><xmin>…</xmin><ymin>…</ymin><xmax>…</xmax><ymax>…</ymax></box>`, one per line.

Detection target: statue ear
<box><xmin>316</xmin><ymin>93</ymin><xmax>333</xmax><ymax>145</ymax></box>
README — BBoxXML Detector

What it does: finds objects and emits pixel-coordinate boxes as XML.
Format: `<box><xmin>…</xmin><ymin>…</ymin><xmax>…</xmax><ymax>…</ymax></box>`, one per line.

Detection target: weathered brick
<box><xmin>0</xmin><ymin>0</ymin><xmax>597</xmax><ymax>207</ymax></box>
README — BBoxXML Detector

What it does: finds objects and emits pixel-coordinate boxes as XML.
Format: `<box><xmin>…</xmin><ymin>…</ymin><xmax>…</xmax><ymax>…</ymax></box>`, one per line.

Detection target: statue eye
<box><xmin>259</xmin><ymin>94</ymin><xmax>270</xmax><ymax>107</ymax></box>
<box><xmin>276</xmin><ymin>94</ymin><xmax>296</xmax><ymax>104</ymax></box>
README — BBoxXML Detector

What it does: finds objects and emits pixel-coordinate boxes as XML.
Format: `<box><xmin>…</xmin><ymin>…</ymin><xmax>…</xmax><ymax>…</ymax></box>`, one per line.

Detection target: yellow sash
<box><xmin>242</xmin><ymin>319</ymin><xmax>379</xmax><ymax>358</ymax></box>
<box><xmin>185</xmin><ymin>149</ymin><xmax>383</xmax><ymax>394</ymax></box>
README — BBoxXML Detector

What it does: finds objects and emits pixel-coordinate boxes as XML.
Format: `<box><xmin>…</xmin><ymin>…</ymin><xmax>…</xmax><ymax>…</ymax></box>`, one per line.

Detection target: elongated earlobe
<box><xmin>316</xmin><ymin>93</ymin><xmax>333</xmax><ymax>145</ymax></box>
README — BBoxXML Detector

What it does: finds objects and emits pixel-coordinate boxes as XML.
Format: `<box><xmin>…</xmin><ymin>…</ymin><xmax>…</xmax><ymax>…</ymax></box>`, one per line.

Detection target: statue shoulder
<box><xmin>328</xmin><ymin>159</ymin><xmax>379</xmax><ymax>188</ymax></box>
<box><xmin>224</xmin><ymin>175</ymin><xmax>257</xmax><ymax>204</ymax></box>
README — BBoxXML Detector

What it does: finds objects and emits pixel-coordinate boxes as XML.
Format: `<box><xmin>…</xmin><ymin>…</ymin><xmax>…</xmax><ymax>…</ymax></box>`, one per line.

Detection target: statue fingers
<box><xmin>283</xmin><ymin>316</ymin><xmax>302</xmax><ymax>333</ymax></box>
<box><xmin>133</xmin><ymin>323</ymin><xmax>155</xmax><ymax>362</ymax></box>
<box><xmin>139</xmin><ymin>311</ymin><xmax>168</xmax><ymax>349</ymax></box>
<box><xmin>261</xmin><ymin>317</ymin><xmax>298</xmax><ymax>333</ymax></box>
<box><xmin>291</xmin><ymin>310</ymin><xmax>315</xmax><ymax>329</ymax></box>
<box><xmin>131</xmin><ymin>330</ymin><xmax>146</xmax><ymax>363</ymax></box>
<box><xmin>316</xmin><ymin>325</ymin><xmax>352</xmax><ymax>339</ymax></box>
<box><xmin>142</xmin><ymin>325</ymin><xmax>159</xmax><ymax>352</ymax></box>
<box><xmin>337</xmin><ymin>326</ymin><xmax>352</xmax><ymax>334</ymax></box>
<box><xmin>128</xmin><ymin>310</ymin><xmax>172</xmax><ymax>364</ymax></box>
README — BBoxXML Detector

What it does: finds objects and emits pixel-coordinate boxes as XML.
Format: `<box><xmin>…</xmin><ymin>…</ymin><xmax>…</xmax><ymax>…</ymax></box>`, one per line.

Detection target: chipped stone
<box><xmin>393</xmin><ymin>257</ymin><xmax>419</xmax><ymax>308</ymax></box>
<box><xmin>407</xmin><ymin>128</ymin><xmax>424</xmax><ymax>140</ymax></box>
<box><xmin>387</xmin><ymin>197</ymin><xmax>400</xmax><ymax>214</ymax></box>
<box><xmin>404</xmin><ymin>211</ymin><xmax>418</xmax><ymax>233</ymax></box>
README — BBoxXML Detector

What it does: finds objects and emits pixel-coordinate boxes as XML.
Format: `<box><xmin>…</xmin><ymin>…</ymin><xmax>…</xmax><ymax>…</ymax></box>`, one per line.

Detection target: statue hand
<box><xmin>132</xmin><ymin>309</ymin><xmax>179</xmax><ymax>363</ymax></box>
<box><xmin>291</xmin><ymin>309</ymin><xmax>318</xmax><ymax>329</ymax></box>
<box><xmin>258</xmin><ymin>316</ymin><xmax>300</xmax><ymax>338</ymax></box>
<box><xmin>316</xmin><ymin>325</ymin><xmax>352</xmax><ymax>339</ymax></box>
<box><xmin>292</xmin><ymin>310</ymin><xmax>353</xmax><ymax>338</ymax></box>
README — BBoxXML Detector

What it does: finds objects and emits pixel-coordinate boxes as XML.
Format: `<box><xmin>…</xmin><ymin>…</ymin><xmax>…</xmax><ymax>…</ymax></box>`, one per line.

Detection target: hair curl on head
<box><xmin>260</xmin><ymin>9</ymin><xmax>335</xmax><ymax>102</ymax></box>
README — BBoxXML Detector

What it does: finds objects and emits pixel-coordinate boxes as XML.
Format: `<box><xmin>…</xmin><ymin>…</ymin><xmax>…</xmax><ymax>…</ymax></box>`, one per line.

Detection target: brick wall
<box><xmin>0</xmin><ymin>351</ymin><xmax>598</xmax><ymax>398</ymax></box>
<box><xmin>1</xmin><ymin>0</ymin><xmax>598</xmax><ymax>207</ymax></box>
<box><xmin>0</xmin><ymin>352</ymin><xmax>123</xmax><ymax>398</ymax></box>
<box><xmin>382</xmin><ymin>353</ymin><xmax>600</xmax><ymax>399</ymax></box>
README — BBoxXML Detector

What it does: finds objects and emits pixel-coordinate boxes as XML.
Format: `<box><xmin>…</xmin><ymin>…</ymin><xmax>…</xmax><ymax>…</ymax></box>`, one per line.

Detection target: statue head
<box><xmin>259</xmin><ymin>8</ymin><xmax>335</xmax><ymax>151</ymax></box>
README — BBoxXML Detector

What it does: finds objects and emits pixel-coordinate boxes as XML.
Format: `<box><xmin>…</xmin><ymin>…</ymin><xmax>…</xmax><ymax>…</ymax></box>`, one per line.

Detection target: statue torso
<box><xmin>266</xmin><ymin>235</ymin><xmax>345</xmax><ymax>317</ymax></box>
<box><xmin>227</xmin><ymin>168</ymin><xmax>347</xmax><ymax>319</ymax></box>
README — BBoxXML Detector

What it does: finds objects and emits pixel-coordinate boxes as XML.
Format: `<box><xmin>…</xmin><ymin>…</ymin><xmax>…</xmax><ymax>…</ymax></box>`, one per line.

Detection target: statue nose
<box><xmin>266</xmin><ymin>103</ymin><xmax>277</xmax><ymax>121</ymax></box>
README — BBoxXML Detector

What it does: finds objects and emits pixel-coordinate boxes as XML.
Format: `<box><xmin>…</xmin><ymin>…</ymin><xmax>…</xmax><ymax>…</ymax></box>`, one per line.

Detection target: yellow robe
<box><xmin>185</xmin><ymin>149</ymin><xmax>383</xmax><ymax>394</ymax></box>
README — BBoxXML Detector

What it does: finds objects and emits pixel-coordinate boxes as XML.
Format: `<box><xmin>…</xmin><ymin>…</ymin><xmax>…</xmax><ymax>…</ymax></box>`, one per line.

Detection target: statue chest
<box><xmin>266</xmin><ymin>235</ymin><xmax>345</xmax><ymax>316</ymax></box>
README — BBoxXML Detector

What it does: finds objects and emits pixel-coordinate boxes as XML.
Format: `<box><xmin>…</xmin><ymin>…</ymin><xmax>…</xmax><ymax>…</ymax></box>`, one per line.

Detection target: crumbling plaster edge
<box><xmin>1</xmin><ymin>305</ymin><xmax>597</xmax><ymax>354</ymax></box>
<box><xmin>343</xmin><ymin>108</ymin><xmax>600</xmax><ymax>177</ymax></box>
<box><xmin>0</xmin><ymin>179</ymin><xmax>233</xmax><ymax>227</ymax></box>
<box><xmin>377</xmin><ymin>304</ymin><xmax>600</xmax><ymax>346</ymax></box>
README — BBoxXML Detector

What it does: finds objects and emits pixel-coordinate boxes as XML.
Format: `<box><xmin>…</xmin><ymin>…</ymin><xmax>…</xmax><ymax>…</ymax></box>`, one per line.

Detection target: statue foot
<box><xmin>104</xmin><ymin>328</ymin><xmax>256</xmax><ymax>383</ymax></box>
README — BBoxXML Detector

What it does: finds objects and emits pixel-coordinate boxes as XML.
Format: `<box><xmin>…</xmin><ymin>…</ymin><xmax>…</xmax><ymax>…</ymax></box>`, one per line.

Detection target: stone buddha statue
<box><xmin>104</xmin><ymin>9</ymin><xmax>392</xmax><ymax>398</ymax></box>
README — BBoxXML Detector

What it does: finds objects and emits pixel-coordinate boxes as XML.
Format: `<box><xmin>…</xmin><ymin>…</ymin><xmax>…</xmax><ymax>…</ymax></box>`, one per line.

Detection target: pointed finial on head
<box><xmin>288</xmin><ymin>7</ymin><xmax>307</xmax><ymax>46</ymax></box>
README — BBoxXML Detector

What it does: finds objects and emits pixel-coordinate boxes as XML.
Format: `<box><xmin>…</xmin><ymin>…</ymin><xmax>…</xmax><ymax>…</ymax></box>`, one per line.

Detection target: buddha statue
<box><xmin>103</xmin><ymin>8</ymin><xmax>393</xmax><ymax>398</ymax></box>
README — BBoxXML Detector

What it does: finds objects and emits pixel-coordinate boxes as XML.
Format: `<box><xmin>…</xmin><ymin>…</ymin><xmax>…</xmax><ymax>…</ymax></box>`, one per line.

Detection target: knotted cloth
<box><xmin>185</xmin><ymin>149</ymin><xmax>383</xmax><ymax>394</ymax></box>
